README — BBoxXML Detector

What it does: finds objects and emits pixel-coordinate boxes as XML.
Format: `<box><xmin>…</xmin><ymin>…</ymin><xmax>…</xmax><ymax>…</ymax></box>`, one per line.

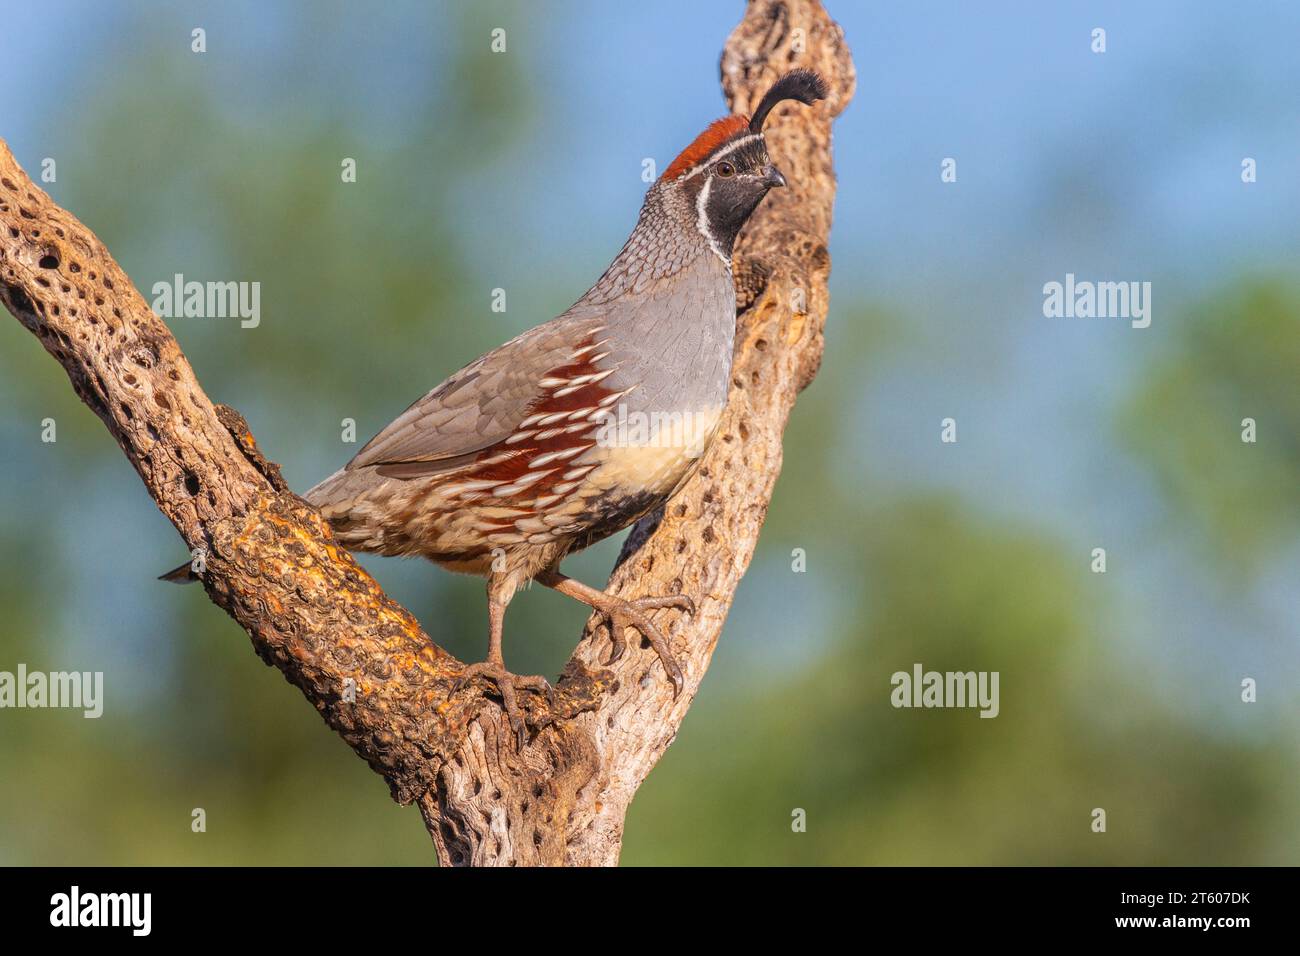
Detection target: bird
<box><xmin>168</xmin><ymin>69</ymin><xmax>827</xmax><ymax>744</ymax></box>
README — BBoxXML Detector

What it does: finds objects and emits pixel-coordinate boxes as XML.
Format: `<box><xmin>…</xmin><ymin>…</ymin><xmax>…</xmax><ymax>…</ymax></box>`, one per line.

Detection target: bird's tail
<box><xmin>159</xmin><ymin>561</ymin><xmax>199</xmax><ymax>584</ymax></box>
<box><xmin>160</xmin><ymin>467</ymin><xmax>350</xmax><ymax>584</ymax></box>
<box><xmin>159</xmin><ymin>467</ymin><xmax>345</xmax><ymax>584</ymax></box>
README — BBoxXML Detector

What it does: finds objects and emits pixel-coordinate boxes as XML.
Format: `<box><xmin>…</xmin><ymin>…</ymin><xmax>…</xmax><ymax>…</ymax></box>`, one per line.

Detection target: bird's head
<box><xmin>661</xmin><ymin>69</ymin><xmax>827</xmax><ymax>260</ymax></box>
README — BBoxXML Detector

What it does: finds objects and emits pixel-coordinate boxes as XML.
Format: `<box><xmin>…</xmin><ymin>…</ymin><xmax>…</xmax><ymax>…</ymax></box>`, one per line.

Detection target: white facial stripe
<box><xmin>680</xmin><ymin>133</ymin><xmax>764</xmax><ymax>182</ymax></box>
<box><xmin>694</xmin><ymin>176</ymin><xmax>730</xmax><ymax>265</ymax></box>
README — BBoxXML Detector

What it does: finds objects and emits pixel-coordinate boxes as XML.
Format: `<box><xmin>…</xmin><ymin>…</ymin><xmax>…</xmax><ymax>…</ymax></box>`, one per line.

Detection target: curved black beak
<box><xmin>764</xmin><ymin>164</ymin><xmax>787</xmax><ymax>188</ymax></box>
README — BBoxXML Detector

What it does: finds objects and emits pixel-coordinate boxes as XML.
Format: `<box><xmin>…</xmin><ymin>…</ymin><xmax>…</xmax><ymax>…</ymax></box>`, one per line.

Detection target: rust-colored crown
<box><xmin>660</xmin><ymin>70</ymin><xmax>827</xmax><ymax>182</ymax></box>
<box><xmin>661</xmin><ymin>114</ymin><xmax>750</xmax><ymax>181</ymax></box>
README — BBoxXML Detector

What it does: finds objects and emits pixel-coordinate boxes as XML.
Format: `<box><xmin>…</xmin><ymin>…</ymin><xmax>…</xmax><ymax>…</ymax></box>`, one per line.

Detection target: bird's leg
<box><xmin>453</xmin><ymin>578</ymin><xmax>552</xmax><ymax>747</ymax></box>
<box><xmin>536</xmin><ymin>567</ymin><xmax>694</xmax><ymax>698</ymax></box>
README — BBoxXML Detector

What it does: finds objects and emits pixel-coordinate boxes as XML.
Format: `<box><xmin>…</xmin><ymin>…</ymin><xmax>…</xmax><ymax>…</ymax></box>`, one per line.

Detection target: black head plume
<box><xmin>748</xmin><ymin>69</ymin><xmax>828</xmax><ymax>134</ymax></box>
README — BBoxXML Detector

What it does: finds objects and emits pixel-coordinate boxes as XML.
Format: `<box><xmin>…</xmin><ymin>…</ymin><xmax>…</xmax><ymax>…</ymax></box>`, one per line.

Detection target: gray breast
<box><xmin>587</xmin><ymin>251</ymin><xmax>736</xmax><ymax>418</ymax></box>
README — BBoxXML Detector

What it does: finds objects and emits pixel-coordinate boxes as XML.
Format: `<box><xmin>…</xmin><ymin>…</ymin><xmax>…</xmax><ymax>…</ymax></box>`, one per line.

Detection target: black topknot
<box><xmin>747</xmin><ymin>69</ymin><xmax>828</xmax><ymax>134</ymax></box>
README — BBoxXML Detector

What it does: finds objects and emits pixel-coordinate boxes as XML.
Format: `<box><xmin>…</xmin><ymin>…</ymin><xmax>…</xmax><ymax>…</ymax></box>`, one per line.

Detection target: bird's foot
<box><xmin>588</xmin><ymin>592</ymin><xmax>695</xmax><ymax>697</ymax></box>
<box><xmin>453</xmin><ymin>662</ymin><xmax>554</xmax><ymax>748</ymax></box>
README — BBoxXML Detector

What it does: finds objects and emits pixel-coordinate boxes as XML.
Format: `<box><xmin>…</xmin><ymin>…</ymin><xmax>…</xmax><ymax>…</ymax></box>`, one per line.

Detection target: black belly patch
<box><xmin>566</xmin><ymin>489</ymin><xmax>666</xmax><ymax>554</ymax></box>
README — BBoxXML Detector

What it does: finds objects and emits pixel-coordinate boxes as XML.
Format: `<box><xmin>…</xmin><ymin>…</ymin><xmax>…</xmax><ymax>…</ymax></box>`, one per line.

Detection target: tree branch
<box><xmin>0</xmin><ymin>0</ymin><xmax>853</xmax><ymax>866</ymax></box>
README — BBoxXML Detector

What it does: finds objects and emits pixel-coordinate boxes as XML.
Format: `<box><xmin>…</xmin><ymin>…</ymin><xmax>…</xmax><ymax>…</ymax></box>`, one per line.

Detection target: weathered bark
<box><xmin>0</xmin><ymin>0</ymin><xmax>853</xmax><ymax>866</ymax></box>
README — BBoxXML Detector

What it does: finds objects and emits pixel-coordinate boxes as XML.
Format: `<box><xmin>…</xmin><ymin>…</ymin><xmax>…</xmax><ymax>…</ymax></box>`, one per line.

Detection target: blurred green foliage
<box><xmin>1120</xmin><ymin>281</ymin><xmax>1300</xmax><ymax>569</ymax></box>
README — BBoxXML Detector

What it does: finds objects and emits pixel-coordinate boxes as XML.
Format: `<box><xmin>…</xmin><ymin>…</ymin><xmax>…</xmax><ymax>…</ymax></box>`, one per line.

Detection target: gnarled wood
<box><xmin>0</xmin><ymin>0</ymin><xmax>853</xmax><ymax>866</ymax></box>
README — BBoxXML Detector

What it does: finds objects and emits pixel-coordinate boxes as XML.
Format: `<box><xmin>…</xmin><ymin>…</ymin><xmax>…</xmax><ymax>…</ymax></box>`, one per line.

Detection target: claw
<box><xmin>593</xmin><ymin>592</ymin><xmax>694</xmax><ymax>697</ymax></box>
<box><xmin>514</xmin><ymin>673</ymin><xmax>556</xmax><ymax>705</ymax></box>
<box><xmin>451</xmin><ymin>661</ymin><xmax>551</xmax><ymax>748</ymax></box>
<box><xmin>605</xmin><ymin>626</ymin><xmax>627</xmax><ymax>665</ymax></box>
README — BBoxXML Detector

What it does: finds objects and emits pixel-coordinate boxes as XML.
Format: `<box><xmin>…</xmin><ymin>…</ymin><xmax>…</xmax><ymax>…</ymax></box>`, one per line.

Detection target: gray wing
<box><xmin>342</xmin><ymin>315</ymin><xmax>599</xmax><ymax>477</ymax></box>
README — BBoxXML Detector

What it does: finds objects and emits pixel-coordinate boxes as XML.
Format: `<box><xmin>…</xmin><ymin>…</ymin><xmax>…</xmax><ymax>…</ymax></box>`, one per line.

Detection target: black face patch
<box><xmin>698</xmin><ymin>136</ymin><xmax>778</xmax><ymax>257</ymax></box>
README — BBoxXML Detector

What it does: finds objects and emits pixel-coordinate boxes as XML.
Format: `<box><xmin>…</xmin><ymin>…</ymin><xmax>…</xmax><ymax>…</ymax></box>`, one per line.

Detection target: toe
<box><xmin>633</xmin><ymin>594</ymin><xmax>695</xmax><ymax>614</ymax></box>
<box><xmin>451</xmin><ymin>662</ymin><xmax>489</xmax><ymax>696</ymax></box>
<box><xmin>518</xmin><ymin>674</ymin><xmax>555</xmax><ymax>703</ymax></box>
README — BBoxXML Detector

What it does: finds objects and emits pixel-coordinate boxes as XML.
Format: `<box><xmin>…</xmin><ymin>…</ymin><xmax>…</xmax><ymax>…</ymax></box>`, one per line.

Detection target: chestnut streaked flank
<box><xmin>163</xmin><ymin>70</ymin><xmax>827</xmax><ymax>745</ymax></box>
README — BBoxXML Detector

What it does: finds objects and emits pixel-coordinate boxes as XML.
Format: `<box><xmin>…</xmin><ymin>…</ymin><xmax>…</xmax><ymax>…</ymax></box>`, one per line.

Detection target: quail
<box><xmin>172</xmin><ymin>70</ymin><xmax>826</xmax><ymax>743</ymax></box>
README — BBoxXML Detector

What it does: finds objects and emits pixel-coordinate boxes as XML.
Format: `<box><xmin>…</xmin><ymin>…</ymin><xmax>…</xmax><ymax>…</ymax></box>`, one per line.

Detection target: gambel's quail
<box><xmin>176</xmin><ymin>70</ymin><xmax>826</xmax><ymax>743</ymax></box>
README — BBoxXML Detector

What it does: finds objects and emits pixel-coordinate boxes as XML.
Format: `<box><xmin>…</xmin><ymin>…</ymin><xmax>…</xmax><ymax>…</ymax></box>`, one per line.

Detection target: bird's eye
<box><xmin>715</xmin><ymin>161</ymin><xmax>736</xmax><ymax>178</ymax></box>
